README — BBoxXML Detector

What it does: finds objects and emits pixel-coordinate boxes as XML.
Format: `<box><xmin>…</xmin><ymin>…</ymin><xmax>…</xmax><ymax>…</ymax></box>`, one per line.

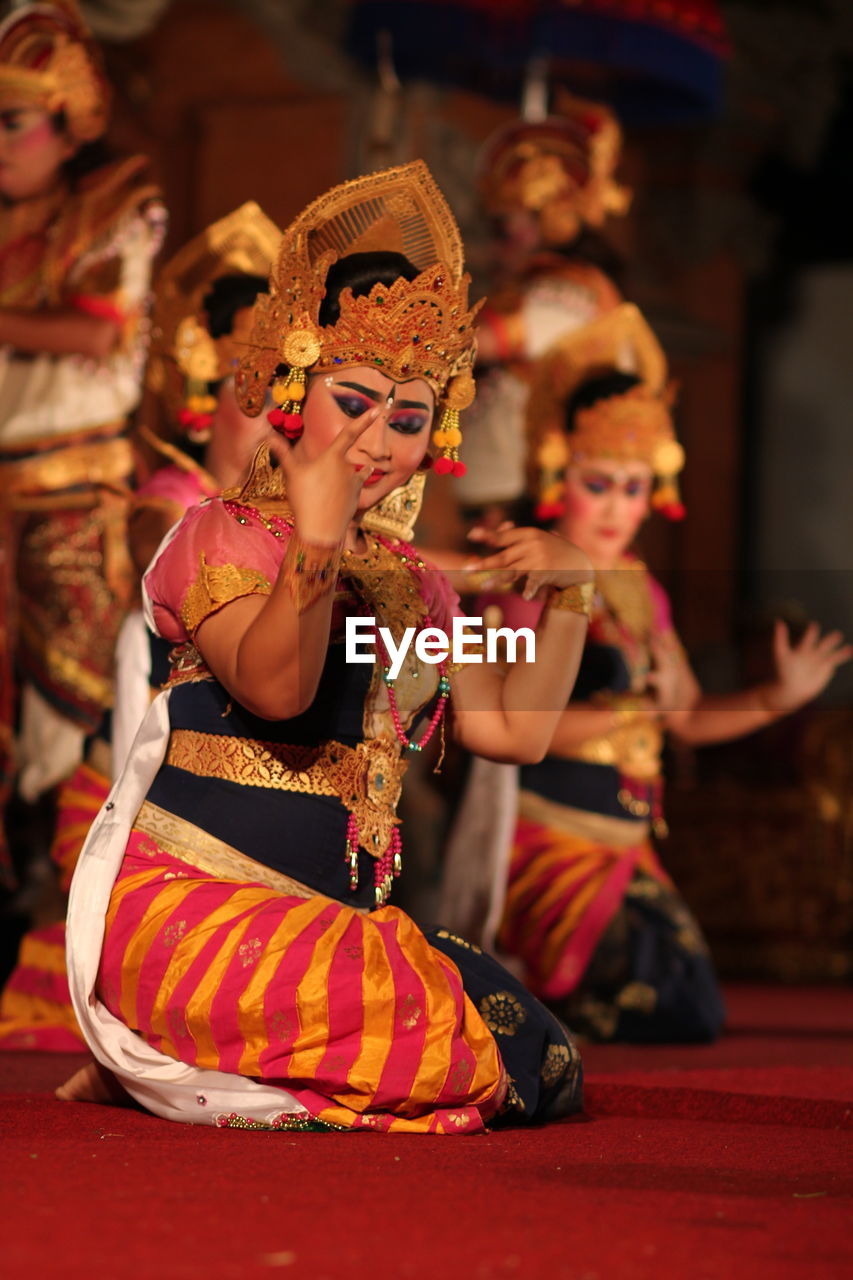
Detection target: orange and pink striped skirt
<box><xmin>97</xmin><ymin>829</ymin><xmax>512</xmax><ymax>1134</ymax></box>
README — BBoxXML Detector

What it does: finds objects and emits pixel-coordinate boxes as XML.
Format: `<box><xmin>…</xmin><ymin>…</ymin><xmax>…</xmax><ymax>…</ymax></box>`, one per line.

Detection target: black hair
<box><xmin>203</xmin><ymin>272</ymin><xmax>269</xmax><ymax>339</ymax></box>
<box><xmin>50</xmin><ymin>110</ymin><xmax>115</xmax><ymax>188</ymax></box>
<box><xmin>318</xmin><ymin>251</ymin><xmax>419</xmax><ymax>327</ymax></box>
<box><xmin>564</xmin><ymin>369</ymin><xmax>641</xmax><ymax>435</ymax></box>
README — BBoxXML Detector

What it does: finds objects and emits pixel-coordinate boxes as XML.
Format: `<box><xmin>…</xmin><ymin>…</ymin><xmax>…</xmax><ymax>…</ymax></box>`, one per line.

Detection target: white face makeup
<box><xmin>301</xmin><ymin>364</ymin><xmax>436</xmax><ymax>513</ymax></box>
<box><xmin>0</xmin><ymin>104</ymin><xmax>75</xmax><ymax>201</ymax></box>
<box><xmin>557</xmin><ymin>455</ymin><xmax>654</xmax><ymax>566</ymax></box>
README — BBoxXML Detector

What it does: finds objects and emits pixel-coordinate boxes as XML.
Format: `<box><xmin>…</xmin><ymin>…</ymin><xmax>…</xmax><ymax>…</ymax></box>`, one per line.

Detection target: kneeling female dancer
<box><xmin>62</xmin><ymin>162</ymin><xmax>593</xmax><ymax>1133</ymax></box>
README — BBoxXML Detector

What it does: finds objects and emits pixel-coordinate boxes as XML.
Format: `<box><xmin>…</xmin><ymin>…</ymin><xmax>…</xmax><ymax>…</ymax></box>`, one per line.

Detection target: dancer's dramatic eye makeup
<box><xmin>0</xmin><ymin>109</ymin><xmax>29</xmax><ymax>134</ymax></box>
<box><xmin>332</xmin><ymin>391</ymin><xmax>373</xmax><ymax>419</ymax></box>
<box><xmin>579</xmin><ymin>471</ymin><xmax>649</xmax><ymax>498</ymax></box>
<box><xmin>387</xmin><ymin>410</ymin><xmax>429</xmax><ymax>436</ymax></box>
<box><xmin>580</xmin><ymin>472</ymin><xmax>612</xmax><ymax>496</ymax></box>
<box><xmin>331</xmin><ymin>380</ymin><xmax>430</xmax><ymax>433</ymax></box>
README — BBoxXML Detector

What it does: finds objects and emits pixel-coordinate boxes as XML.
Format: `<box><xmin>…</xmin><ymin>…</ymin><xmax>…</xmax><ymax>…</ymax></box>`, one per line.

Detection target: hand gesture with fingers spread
<box><xmin>468</xmin><ymin>523</ymin><xmax>593</xmax><ymax>601</ymax></box>
<box><xmin>269</xmin><ymin>409</ymin><xmax>379</xmax><ymax>545</ymax></box>
<box><xmin>763</xmin><ymin>620</ymin><xmax>852</xmax><ymax>715</ymax></box>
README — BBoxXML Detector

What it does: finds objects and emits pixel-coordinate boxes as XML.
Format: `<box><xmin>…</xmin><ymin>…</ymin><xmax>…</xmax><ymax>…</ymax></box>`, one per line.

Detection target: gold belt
<box><xmin>166</xmin><ymin>729</ymin><xmax>406</xmax><ymax>857</ymax></box>
<box><xmin>568</xmin><ymin>716</ymin><xmax>663</xmax><ymax>782</ymax></box>
<box><xmin>134</xmin><ymin>800</ymin><xmax>321</xmax><ymax>900</ymax></box>
<box><xmin>0</xmin><ymin>434</ymin><xmax>133</xmax><ymax>499</ymax></box>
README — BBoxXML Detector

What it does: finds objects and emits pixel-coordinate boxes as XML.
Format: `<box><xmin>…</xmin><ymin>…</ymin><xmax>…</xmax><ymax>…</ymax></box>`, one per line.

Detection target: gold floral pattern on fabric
<box><xmin>15</xmin><ymin>500</ymin><xmax>133</xmax><ymax>720</ymax></box>
<box><xmin>238</xmin><ymin>937</ymin><xmax>263</xmax><ymax>968</ymax></box>
<box><xmin>501</xmin><ymin>1078</ymin><xmax>526</xmax><ymax>1113</ymax></box>
<box><xmin>570</xmin><ymin>998</ymin><xmax>618</xmax><ymax>1041</ymax></box>
<box><xmin>180</xmin><ymin>552</ymin><xmax>271</xmax><ymax>636</ymax></box>
<box><xmin>164</xmin><ymin>732</ymin><xmax>407</xmax><ymax>861</ymax></box>
<box><xmin>434</xmin><ymin>928</ymin><xmax>482</xmax><ymax>955</ymax></box>
<box><xmin>615</xmin><ymin>982</ymin><xmax>658</xmax><ymax>1015</ymax></box>
<box><xmin>398</xmin><ymin>994</ymin><xmax>423</xmax><ymax>1030</ymax></box>
<box><xmin>478</xmin><ymin>991</ymin><xmax>527</xmax><ymax>1037</ymax></box>
<box><xmin>448</xmin><ymin>1058</ymin><xmax>474</xmax><ymax>1095</ymax></box>
<box><xmin>540</xmin><ymin>1042</ymin><xmax>571</xmax><ymax>1088</ymax></box>
<box><xmin>342</xmin><ymin>534</ymin><xmax>429</xmax><ymax>645</ymax></box>
<box><xmin>163</xmin><ymin>920</ymin><xmax>187</xmax><ymax>949</ymax></box>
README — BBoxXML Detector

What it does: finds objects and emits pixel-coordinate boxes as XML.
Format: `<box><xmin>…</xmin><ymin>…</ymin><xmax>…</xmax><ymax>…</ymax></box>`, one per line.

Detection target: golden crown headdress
<box><xmin>479</xmin><ymin>93</ymin><xmax>631</xmax><ymax>246</ymax></box>
<box><xmin>0</xmin><ymin>1</ymin><xmax>109</xmax><ymax>144</ymax></box>
<box><xmin>235</xmin><ymin>160</ymin><xmax>481</xmax><ymax>478</ymax></box>
<box><xmin>529</xmin><ymin>303</ymin><xmax>686</xmax><ymax>520</ymax></box>
<box><xmin>146</xmin><ymin>202</ymin><xmax>281</xmax><ymax>442</ymax></box>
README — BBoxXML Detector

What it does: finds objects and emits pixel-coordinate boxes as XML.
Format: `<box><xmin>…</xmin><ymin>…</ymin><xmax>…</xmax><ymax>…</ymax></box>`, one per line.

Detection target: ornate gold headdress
<box><xmin>146</xmin><ymin>202</ymin><xmax>281</xmax><ymax>443</ymax></box>
<box><xmin>0</xmin><ymin>1</ymin><xmax>109</xmax><ymax>144</ymax></box>
<box><xmin>529</xmin><ymin>303</ymin><xmax>686</xmax><ymax>521</ymax></box>
<box><xmin>479</xmin><ymin>93</ymin><xmax>631</xmax><ymax>247</ymax></box>
<box><xmin>235</xmin><ymin>160</ymin><xmax>481</xmax><ymax>478</ymax></box>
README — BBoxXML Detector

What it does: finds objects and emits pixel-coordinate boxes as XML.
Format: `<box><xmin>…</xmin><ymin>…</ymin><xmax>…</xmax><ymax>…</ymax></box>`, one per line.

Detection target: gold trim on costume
<box><xmin>281</xmin><ymin>530</ymin><xmax>343</xmax><ymax>614</ymax></box>
<box><xmin>546</xmin><ymin>581</ymin><xmax>594</xmax><ymax>617</ymax></box>
<box><xmin>362</xmin><ymin>471</ymin><xmax>426</xmax><ymax>544</ymax></box>
<box><xmin>180</xmin><ymin>552</ymin><xmax>271</xmax><ymax>636</ymax></box>
<box><xmin>517</xmin><ymin>789</ymin><xmax>649</xmax><ymax>846</ymax></box>
<box><xmin>166</xmin><ymin>730</ymin><xmax>407</xmax><ymax>858</ymax></box>
<box><xmin>0</xmin><ymin>435</ymin><xmax>132</xmax><ymax>499</ymax></box>
<box><xmin>17</xmin><ymin>613</ymin><xmax>113</xmax><ymax>708</ymax></box>
<box><xmin>567</xmin><ymin>715</ymin><xmax>663</xmax><ymax>781</ymax></box>
<box><xmin>134</xmin><ymin>800</ymin><xmax>320</xmax><ymax>900</ymax></box>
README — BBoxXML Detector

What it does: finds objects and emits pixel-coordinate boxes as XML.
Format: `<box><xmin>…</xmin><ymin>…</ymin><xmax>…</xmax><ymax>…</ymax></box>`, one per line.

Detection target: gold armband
<box><xmin>546</xmin><ymin>581</ymin><xmax>595</xmax><ymax>618</ymax></box>
<box><xmin>281</xmin><ymin>530</ymin><xmax>342</xmax><ymax>614</ymax></box>
<box><xmin>592</xmin><ymin>691</ymin><xmax>655</xmax><ymax>727</ymax></box>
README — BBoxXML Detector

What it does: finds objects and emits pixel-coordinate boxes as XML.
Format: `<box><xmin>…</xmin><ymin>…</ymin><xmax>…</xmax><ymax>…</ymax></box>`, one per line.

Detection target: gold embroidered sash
<box><xmin>165</xmin><ymin>729</ymin><xmax>406</xmax><ymax>857</ymax></box>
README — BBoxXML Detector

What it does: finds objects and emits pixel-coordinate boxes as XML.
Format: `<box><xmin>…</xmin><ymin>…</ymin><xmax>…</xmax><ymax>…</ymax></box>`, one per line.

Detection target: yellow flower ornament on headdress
<box><xmin>528</xmin><ymin>304</ymin><xmax>686</xmax><ymax>521</ymax></box>
<box><xmin>235</xmin><ymin>160</ymin><xmax>482</xmax><ymax>476</ymax></box>
<box><xmin>0</xmin><ymin>1</ymin><xmax>109</xmax><ymax>144</ymax></box>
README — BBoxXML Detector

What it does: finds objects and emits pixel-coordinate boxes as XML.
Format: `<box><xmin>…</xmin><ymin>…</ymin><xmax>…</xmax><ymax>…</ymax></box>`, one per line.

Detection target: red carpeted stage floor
<box><xmin>2</xmin><ymin>985</ymin><xmax>851</xmax><ymax>1280</ymax></box>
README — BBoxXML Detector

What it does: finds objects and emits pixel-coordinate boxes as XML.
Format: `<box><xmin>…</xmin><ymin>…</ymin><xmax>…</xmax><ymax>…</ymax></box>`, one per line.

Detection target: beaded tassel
<box><xmin>345</xmin><ymin>815</ymin><xmax>402</xmax><ymax>907</ymax></box>
<box><xmin>267</xmin><ymin>367</ymin><xmax>306</xmax><ymax>439</ymax></box>
<box><xmin>431</xmin><ymin>406</ymin><xmax>467</xmax><ymax>477</ymax></box>
<box><xmin>346</xmin><ymin>813</ymin><xmax>360</xmax><ymax>890</ymax></box>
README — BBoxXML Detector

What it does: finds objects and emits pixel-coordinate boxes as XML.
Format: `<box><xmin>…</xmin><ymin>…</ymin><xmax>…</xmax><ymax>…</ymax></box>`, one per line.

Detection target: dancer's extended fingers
<box><xmin>332</xmin><ymin>405</ymin><xmax>383</xmax><ymax>454</ymax></box>
<box><xmin>815</xmin><ymin>629</ymin><xmax>844</xmax><ymax>655</ymax></box>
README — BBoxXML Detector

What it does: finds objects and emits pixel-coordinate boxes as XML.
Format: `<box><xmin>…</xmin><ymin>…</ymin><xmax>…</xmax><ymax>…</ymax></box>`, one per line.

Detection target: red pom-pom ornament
<box><xmin>433</xmin><ymin>456</ymin><xmax>453</xmax><ymax>475</ymax></box>
<box><xmin>661</xmin><ymin>502</ymin><xmax>686</xmax><ymax>522</ymax></box>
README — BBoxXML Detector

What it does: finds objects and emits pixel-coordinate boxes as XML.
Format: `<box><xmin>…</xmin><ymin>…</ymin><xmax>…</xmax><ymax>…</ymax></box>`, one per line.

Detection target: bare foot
<box><xmin>56</xmin><ymin>1059</ymin><xmax>131</xmax><ymax>1107</ymax></box>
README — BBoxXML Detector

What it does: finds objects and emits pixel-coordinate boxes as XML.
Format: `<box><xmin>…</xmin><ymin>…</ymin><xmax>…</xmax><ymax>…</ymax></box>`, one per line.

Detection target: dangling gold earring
<box><xmin>431</xmin><ymin>371</ymin><xmax>476</xmax><ymax>476</ymax></box>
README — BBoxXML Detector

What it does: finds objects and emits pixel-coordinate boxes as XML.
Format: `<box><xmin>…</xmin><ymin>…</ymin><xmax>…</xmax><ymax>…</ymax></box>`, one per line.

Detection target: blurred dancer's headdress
<box><xmin>236</xmin><ymin>160</ymin><xmax>481</xmax><ymax>479</ymax></box>
<box><xmin>0</xmin><ymin>1</ymin><xmax>109</xmax><ymax>144</ymax></box>
<box><xmin>479</xmin><ymin>92</ymin><xmax>631</xmax><ymax>247</ymax></box>
<box><xmin>529</xmin><ymin>303</ymin><xmax>686</xmax><ymax>520</ymax></box>
<box><xmin>146</xmin><ymin>202</ymin><xmax>281</xmax><ymax>443</ymax></box>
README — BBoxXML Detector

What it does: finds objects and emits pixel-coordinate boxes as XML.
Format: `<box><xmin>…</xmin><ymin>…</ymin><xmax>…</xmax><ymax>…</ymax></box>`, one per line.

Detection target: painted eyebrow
<box><xmin>335</xmin><ymin>381</ymin><xmax>430</xmax><ymax>412</ymax></box>
<box><xmin>335</xmin><ymin>381</ymin><xmax>383</xmax><ymax>403</ymax></box>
